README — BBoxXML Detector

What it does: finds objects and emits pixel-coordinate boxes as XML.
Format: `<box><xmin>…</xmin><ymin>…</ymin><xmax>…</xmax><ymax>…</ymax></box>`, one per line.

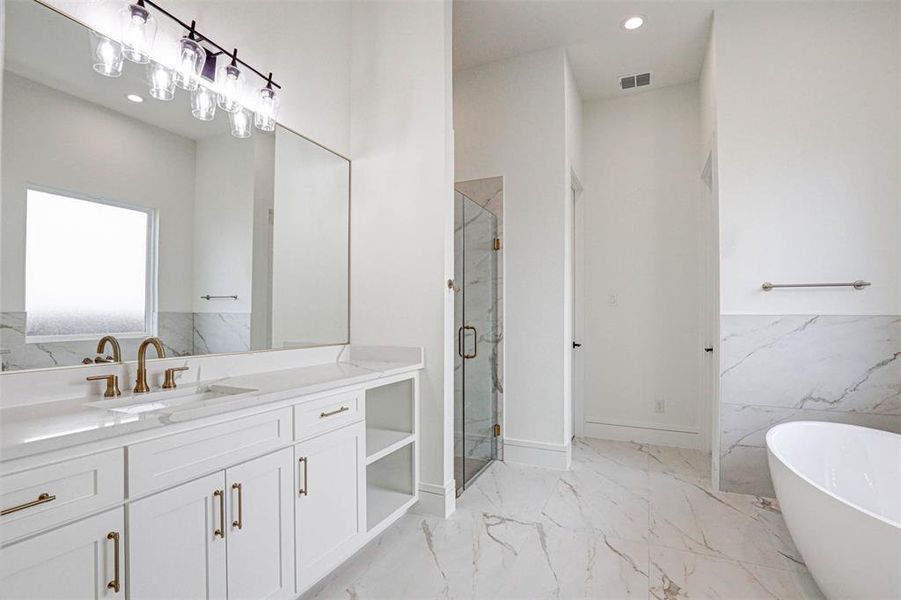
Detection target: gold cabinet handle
<box><xmin>1</xmin><ymin>492</ymin><xmax>56</xmax><ymax>516</ymax></box>
<box><xmin>298</xmin><ymin>457</ymin><xmax>308</xmax><ymax>496</ymax></box>
<box><xmin>107</xmin><ymin>531</ymin><xmax>121</xmax><ymax>593</ymax></box>
<box><xmin>320</xmin><ymin>406</ymin><xmax>349</xmax><ymax>418</ymax></box>
<box><xmin>213</xmin><ymin>489</ymin><xmax>225</xmax><ymax>538</ymax></box>
<box><xmin>231</xmin><ymin>483</ymin><xmax>243</xmax><ymax>530</ymax></box>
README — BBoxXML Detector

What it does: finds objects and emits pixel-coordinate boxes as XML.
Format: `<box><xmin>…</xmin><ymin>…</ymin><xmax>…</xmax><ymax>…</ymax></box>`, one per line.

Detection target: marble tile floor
<box><xmin>304</xmin><ymin>438</ymin><xmax>824</xmax><ymax>600</ymax></box>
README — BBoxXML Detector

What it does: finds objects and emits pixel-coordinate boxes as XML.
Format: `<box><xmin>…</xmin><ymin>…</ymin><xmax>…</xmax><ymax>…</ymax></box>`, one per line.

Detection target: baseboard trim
<box><xmin>415</xmin><ymin>480</ymin><xmax>455</xmax><ymax>518</ymax></box>
<box><xmin>503</xmin><ymin>437</ymin><xmax>571</xmax><ymax>469</ymax></box>
<box><xmin>583</xmin><ymin>420</ymin><xmax>702</xmax><ymax>449</ymax></box>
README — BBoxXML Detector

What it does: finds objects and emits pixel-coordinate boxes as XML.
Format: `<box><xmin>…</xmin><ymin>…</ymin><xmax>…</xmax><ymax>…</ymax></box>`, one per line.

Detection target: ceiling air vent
<box><xmin>620</xmin><ymin>72</ymin><xmax>652</xmax><ymax>91</ymax></box>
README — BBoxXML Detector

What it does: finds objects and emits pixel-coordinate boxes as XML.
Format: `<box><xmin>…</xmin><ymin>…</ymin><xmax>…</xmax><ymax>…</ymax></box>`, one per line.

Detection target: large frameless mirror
<box><xmin>0</xmin><ymin>0</ymin><xmax>350</xmax><ymax>372</ymax></box>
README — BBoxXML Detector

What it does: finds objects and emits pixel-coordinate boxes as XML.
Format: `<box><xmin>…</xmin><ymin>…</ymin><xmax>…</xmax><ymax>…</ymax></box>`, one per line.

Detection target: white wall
<box><xmin>193</xmin><ymin>134</ymin><xmax>255</xmax><ymax>314</ymax></box>
<box><xmin>581</xmin><ymin>82</ymin><xmax>704</xmax><ymax>447</ymax></box>
<box><xmin>714</xmin><ymin>2</ymin><xmax>900</xmax><ymax>315</ymax></box>
<box><xmin>1</xmin><ymin>72</ymin><xmax>196</xmax><ymax>313</ymax></box>
<box><xmin>455</xmin><ymin>48</ymin><xmax>571</xmax><ymax>467</ymax></box>
<box><xmin>42</xmin><ymin>0</ymin><xmax>352</xmax><ymax>155</ymax></box>
<box><xmin>349</xmin><ymin>0</ymin><xmax>455</xmax><ymax>515</ymax></box>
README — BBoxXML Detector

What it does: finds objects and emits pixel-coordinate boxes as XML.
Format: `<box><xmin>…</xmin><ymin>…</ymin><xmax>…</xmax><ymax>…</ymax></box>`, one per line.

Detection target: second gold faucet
<box><xmin>134</xmin><ymin>337</ymin><xmax>166</xmax><ymax>393</ymax></box>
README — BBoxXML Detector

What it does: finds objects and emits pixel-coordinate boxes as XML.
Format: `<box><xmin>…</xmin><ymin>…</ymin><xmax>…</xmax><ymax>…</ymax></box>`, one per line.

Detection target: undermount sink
<box><xmin>86</xmin><ymin>384</ymin><xmax>258</xmax><ymax>415</ymax></box>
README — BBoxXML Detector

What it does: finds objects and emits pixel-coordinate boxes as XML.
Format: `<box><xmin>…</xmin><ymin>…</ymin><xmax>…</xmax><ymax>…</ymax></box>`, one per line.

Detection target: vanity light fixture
<box><xmin>254</xmin><ymin>73</ymin><xmax>280</xmax><ymax>132</ymax></box>
<box><xmin>147</xmin><ymin>60</ymin><xmax>176</xmax><ymax>100</ymax></box>
<box><xmin>89</xmin><ymin>31</ymin><xmax>124</xmax><ymax>77</ymax></box>
<box><xmin>119</xmin><ymin>0</ymin><xmax>157</xmax><ymax>64</ymax></box>
<box><xmin>174</xmin><ymin>22</ymin><xmax>206</xmax><ymax>91</ymax></box>
<box><xmin>229</xmin><ymin>108</ymin><xmax>253</xmax><ymax>138</ymax></box>
<box><xmin>621</xmin><ymin>15</ymin><xmax>645</xmax><ymax>30</ymax></box>
<box><xmin>126</xmin><ymin>93</ymin><xmax>144</xmax><ymax>103</ymax></box>
<box><xmin>217</xmin><ymin>49</ymin><xmax>244</xmax><ymax>113</ymax></box>
<box><xmin>191</xmin><ymin>85</ymin><xmax>217</xmax><ymax>121</ymax></box>
<box><xmin>90</xmin><ymin>0</ymin><xmax>282</xmax><ymax>137</ymax></box>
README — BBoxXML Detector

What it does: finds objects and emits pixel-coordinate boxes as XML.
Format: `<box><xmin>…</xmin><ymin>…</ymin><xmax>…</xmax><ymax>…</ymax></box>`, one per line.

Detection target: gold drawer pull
<box><xmin>320</xmin><ymin>406</ymin><xmax>350</xmax><ymax>418</ymax></box>
<box><xmin>1</xmin><ymin>492</ymin><xmax>56</xmax><ymax>516</ymax></box>
<box><xmin>107</xmin><ymin>531</ymin><xmax>121</xmax><ymax>593</ymax></box>
<box><xmin>213</xmin><ymin>489</ymin><xmax>225</xmax><ymax>538</ymax></box>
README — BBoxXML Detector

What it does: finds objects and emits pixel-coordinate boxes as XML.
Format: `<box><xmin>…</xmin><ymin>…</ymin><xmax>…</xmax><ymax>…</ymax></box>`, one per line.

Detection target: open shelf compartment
<box><xmin>365</xmin><ymin>377</ymin><xmax>415</xmax><ymax>465</ymax></box>
<box><xmin>366</xmin><ymin>442</ymin><xmax>415</xmax><ymax>531</ymax></box>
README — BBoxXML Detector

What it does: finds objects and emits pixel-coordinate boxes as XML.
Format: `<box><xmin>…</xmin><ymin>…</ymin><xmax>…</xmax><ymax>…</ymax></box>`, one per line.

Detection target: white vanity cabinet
<box><xmin>128</xmin><ymin>448</ymin><xmax>295</xmax><ymax>600</ymax></box>
<box><xmin>0</xmin><ymin>507</ymin><xmax>124</xmax><ymax>600</ymax></box>
<box><xmin>1</xmin><ymin>366</ymin><xmax>421</xmax><ymax>600</ymax></box>
<box><xmin>295</xmin><ymin>421</ymin><xmax>366</xmax><ymax>590</ymax></box>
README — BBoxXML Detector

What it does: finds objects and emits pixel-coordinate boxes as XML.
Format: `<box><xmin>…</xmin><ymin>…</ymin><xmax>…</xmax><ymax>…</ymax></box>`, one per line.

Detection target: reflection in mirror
<box><xmin>0</xmin><ymin>0</ymin><xmax>350</xmax><ymax>372</ymax></box>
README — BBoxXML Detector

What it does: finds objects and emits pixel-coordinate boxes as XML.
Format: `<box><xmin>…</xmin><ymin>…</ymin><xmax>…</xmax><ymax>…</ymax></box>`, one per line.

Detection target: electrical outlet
<box><xmin>654</xmin><ymin>399</ymin><xmax>665</xmax><ymax>414</ymax></box>
<box><xmin>608</xmin><ymin>294</ymin><xmax>618</xmax><ymax>306</ymax></box>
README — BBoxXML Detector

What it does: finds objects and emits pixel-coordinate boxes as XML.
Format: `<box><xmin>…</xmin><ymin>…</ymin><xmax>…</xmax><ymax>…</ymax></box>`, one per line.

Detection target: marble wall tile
<box><xmin>720</xmin><ymin>314</ymin><xmax>901</xmax><ymax>496</ymax></box>
<box><xmin>1</xmin><ymin>311</ymin><xmax>194</xmax><ymax>371</ymax></box>
<box><xmin>193</xmin><ymin>312</ymin><xmax>251</xmax><ymax>355</ymax></box>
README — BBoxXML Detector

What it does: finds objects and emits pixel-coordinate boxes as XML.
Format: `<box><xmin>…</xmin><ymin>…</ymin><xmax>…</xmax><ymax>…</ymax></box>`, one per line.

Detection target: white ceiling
<box><xmin>453</xmin><ymin>0</ymin><xmax>718</xmax><ymax>101</ymax></box>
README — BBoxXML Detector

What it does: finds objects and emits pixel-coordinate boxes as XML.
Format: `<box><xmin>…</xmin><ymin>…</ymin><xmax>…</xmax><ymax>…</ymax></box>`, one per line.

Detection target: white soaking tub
<box><xmin>766</xmin><ymin>421</ymin><xmax>901</xmax><ymax>600</ymax></box>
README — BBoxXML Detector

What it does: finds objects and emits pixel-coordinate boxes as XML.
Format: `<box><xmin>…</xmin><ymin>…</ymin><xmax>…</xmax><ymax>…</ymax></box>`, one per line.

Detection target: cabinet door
<box><xmin>0</xmin><ymin>507</ymin><xmax>124</xmax><ymax>600</ymax></box>
<box><xmin>225</xmin><ymin>448</ymin><xmax>295</xmax><ymax>600</ymax></box>
<box><xmin>128</xmin><ymin>471</ymin><xmax>227</xmax><ymax>600</ymax></box>
<box><xmin>295</xmin><ymin>421</ymin><xmax>365</xmax><ymax>591</ymax></box>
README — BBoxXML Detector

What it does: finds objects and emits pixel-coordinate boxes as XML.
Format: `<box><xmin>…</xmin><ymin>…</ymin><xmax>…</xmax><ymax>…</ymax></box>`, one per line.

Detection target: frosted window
<box><xmin>25</xmin><ymin>189</ymin><xmax>152</xmax><ymax>339</ymax></box>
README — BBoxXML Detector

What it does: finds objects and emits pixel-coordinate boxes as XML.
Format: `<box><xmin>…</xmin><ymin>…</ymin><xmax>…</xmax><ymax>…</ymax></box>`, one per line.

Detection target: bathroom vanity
<box><xmin>0</xmin><ymin>345</ymin><xmax>422</xmax><ymax>598</ymax></box>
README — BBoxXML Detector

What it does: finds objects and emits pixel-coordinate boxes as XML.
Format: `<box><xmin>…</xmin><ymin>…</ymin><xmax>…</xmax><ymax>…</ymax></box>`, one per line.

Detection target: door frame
<box><xmin>570</xmin><ymin>171</ymin><xmax>585</xmax><ymax>440</ymax></box>
<box><xmin>700</xmin><ymin>137</ymin><xmax>721</xmax><ymax>490</ymax></box>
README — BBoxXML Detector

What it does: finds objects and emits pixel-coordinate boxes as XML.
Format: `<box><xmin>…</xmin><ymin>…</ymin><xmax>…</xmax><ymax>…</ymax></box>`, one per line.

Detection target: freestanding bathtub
<box><xmin>766</xmin><ymin>422</ymin><xmax>900</xmax><ymax>600</ymax></box>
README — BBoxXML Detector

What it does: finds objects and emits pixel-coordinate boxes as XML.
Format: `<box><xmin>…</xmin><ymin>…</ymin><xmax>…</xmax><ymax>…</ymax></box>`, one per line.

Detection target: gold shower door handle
<box><xmin>460</xmin><ymin>325</ymin><xmax>478</xmax><ymax>359</ymax></box>
<box><xmin>106</xmin><ymin>531</ymin><xmax>121</xmax><ymax>593</ymax></box>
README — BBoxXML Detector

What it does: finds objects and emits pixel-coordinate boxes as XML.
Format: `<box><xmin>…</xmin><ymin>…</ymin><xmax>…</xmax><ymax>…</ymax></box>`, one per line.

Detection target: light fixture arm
<box><xmin>140</xmin><ymin>0</ymin><xmax>280</xmax><ymax>89</ymax></box>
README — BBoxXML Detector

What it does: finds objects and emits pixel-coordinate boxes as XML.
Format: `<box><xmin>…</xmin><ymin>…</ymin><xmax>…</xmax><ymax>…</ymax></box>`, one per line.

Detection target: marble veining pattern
<box><xmin>1</xmin><ymin>311</ymin><xmax>193</xmax><ymax>370</ymax></box>
<box><xmin>192</xmin><ymin>312</ymin><xmax>252</xmax><ymax>354</ymax></box>
<box><xmin>305</xmin><ymin>439</ymin><xmax>823</xmax><ymax>599</ymax></box>
<box><xmin>720</xmin><ymin>314</ymin><xmax>901</xmax><ymax>496</ymax></box>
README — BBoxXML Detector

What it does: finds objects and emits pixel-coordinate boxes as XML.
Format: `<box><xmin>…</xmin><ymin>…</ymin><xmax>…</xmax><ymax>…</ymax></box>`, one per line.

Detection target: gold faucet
<box><xmin>97</xmin><ymin>335</ymin><xmax>122</xmax><ymax>362</ymax></box>
<box><xmin>134</xmin><ymin>337</ymin><xmax>166</xmax><ymax>393</ymax></box>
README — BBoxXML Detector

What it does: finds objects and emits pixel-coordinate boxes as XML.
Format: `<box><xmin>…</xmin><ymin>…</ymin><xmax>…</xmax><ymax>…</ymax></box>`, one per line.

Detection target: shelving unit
<box><xmin>366</xmin><ymin>429</ymin><xmax>415</xmax><ymax>465</ymax></box>
<box><xmin>364</xmin><ymin>377</ymin><xmax>417</xmax><ymax>533</ymax></box>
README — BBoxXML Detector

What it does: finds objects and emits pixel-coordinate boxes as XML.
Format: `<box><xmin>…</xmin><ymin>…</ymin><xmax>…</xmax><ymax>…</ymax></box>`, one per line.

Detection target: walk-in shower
<box><xmin>454</xmin><ymin>185</ymin><xmax>502</xmax><ymax>494</ymax></box>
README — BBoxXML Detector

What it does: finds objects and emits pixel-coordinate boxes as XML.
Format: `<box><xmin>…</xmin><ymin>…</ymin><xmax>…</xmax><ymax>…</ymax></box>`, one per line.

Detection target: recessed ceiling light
<box><xmin>622</xmin><ymin>16</ymin><xmax>645</xmax><ymax>30</ymax></box>
<box><xmin>126</xmin><ymin>93</ymin><xmax>144</xmax><ymax>103</ymax></box>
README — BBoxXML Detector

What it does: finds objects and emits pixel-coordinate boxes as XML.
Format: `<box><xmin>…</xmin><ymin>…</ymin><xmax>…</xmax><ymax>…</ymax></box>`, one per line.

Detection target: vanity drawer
<box><xmin>127</xmin><ymin>407</ymin><xmax>292</xmax><ymax>498</ymax></box>
<box><xmin>294</xmin><ymin>390</ymin><xmax>363</xmax><ymax>441</ymax></box>
<box><xmin>0</xmin><ymin>449</ymin><xmax>124</xmax><ymax>543</ymax></box>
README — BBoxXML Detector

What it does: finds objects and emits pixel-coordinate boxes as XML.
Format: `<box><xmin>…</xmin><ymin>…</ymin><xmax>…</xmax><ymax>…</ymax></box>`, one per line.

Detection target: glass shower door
<box><xmin>454</xmin><ymin>192</ymin><xmax>498</xmax><ymax>494</ymax></box>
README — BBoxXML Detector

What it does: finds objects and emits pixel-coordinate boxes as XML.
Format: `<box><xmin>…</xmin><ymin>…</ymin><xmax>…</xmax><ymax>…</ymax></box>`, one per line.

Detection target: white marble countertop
<box><xmin>0</xmin><ymin>350</ymin><xmax>422</xmax><ymax>463</ymax></box>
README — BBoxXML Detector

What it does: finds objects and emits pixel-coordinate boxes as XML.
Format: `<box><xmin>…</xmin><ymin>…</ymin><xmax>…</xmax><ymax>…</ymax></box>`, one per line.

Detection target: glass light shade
<box><xmin>174</xmin><ymin>37</ymin><xmax>205</xmax><ymax>91</ymax></box>
<box><xmin>229</xmin><ymin>108</ymin><xmax>253</xmax><ymax>138</ymax></box>
<box><xmin>119</xmin><ymin>3</ymin><xmax>157</xmax><ymax>64</ymax></box>
<box><xmin>147</xmin><ymin>61</ymin><xmax>175</xmax><ymax>100</ymax></box>
<box><xmin>216</xmin><ymin>63</ymin><xmax>244</xmax><ymax>113</ymax></box>
<box><xmin>89</xmin><ymin>31</ymin><xmax>124</xmax><ymax>78</ymax></box>
<box><xmin>191</xmin><ymin>85</ymin><xmax>217</xmax><ymax>121</ymax></box>
<box><xmin>253</xmin><ymin>86</ymin><xmax>279</xmax><ymax>132</ymax></box>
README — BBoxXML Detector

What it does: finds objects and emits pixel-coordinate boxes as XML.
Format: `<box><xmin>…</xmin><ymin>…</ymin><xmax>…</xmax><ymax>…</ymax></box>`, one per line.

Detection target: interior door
<box><xmin>0</xmin><ymin>508</ymin><xmax>123</xmax><ymax>600</ymax></box>
<box><xmin>128</xmin><ymin>472</ymin><xmax>227</xmax><ymax>600</ymax></box>
<box><xmin>295</xmin><ymin>422</ymin><xmax>365</xmax><ymax>590</ymax></box>
<box><xmin>226</xmin><ymin>448</ymin><xmax>295</xmax><ymax>600</ymax></box>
